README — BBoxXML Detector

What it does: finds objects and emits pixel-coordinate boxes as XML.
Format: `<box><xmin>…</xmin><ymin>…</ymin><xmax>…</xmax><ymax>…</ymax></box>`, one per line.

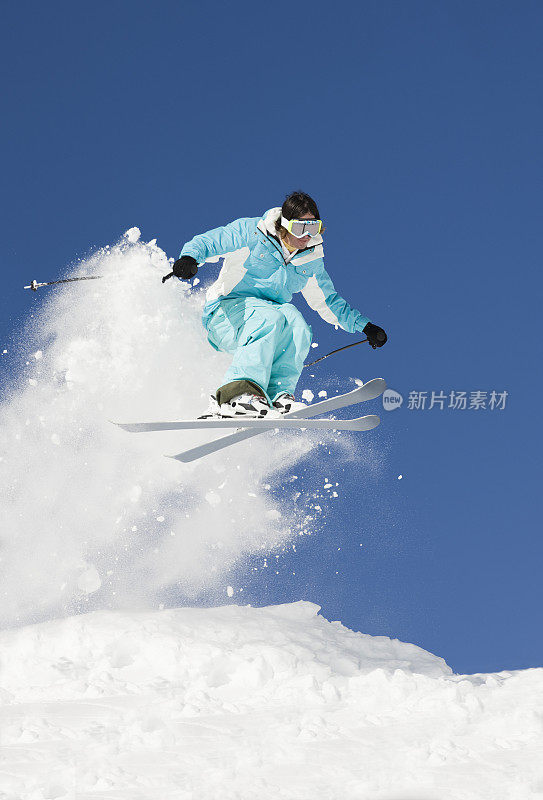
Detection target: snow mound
<box><xmin>1</xmin><ymin>602</ymin><xmax>542</xmax><ymax>799</ymax></box>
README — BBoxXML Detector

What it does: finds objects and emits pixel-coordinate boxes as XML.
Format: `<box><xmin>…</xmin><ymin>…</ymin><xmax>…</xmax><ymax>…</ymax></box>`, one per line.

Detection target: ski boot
<box><xmin>220</xmin><ymin>393</ymin><xmax>276</xmax><ymax>418</ymax></box>
<box><xmin>272</xmin><ymin>392</ymin><xmax>307</xmax><ymax>414</ymax></box>
<box><xmin>198</xmin><ymin>393</ymin><xmax>277</xmax><ymax>419</ymax></box>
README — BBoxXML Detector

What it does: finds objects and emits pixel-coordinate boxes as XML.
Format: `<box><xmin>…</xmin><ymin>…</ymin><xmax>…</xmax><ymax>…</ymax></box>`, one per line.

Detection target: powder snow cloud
<box><xmin>0</xmin><ymin>230</ymin><xmax>353</xmax><ymax>626</ymax></box>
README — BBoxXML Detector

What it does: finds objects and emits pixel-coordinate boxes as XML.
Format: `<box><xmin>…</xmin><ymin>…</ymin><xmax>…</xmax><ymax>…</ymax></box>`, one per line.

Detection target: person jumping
<box><xmin>172</xmin><ymin>191</ymin><xmax>387</xmax><ymax>418</ymax></box>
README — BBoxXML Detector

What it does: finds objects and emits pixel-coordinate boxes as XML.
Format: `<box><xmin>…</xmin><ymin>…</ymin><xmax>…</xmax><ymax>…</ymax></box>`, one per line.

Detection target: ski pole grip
<box><xmin>162</xmin><ymin>271</ymin><xmax>174</xmax><ymax>284</ymax></box>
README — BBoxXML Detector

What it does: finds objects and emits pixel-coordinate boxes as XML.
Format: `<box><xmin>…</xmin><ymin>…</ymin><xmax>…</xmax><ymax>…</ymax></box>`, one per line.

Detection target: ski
<box><xmin>169</xmin><ymin>377</ymin><xmax>386</xmax><ymax>462</ymax></box>
<box><xmin>114</xmin><ymin>415</ymin><xmax>380</xmax><ymax>433</ymax></box>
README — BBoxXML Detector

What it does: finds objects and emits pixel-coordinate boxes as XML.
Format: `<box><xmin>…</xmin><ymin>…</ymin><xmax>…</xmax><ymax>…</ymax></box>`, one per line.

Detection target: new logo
<box><xmin>382</xmin><ymin>388</ymin><xmax>403</xmax><ymax>411</ymax></box>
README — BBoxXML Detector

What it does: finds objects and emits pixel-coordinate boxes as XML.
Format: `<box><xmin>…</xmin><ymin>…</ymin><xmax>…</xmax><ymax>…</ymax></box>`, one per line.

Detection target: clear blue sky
<box><xmin>1</xmin><ymin>0</ymin><xmax>542</xmax><ymax>674</ymax></box>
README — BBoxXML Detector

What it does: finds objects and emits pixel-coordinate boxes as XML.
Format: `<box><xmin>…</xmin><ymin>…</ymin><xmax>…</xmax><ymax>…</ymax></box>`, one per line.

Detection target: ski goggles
<box><xmin>281</xmin><ymin>215</ymin><xmax>322</xmax><ymax>238</ymax></box>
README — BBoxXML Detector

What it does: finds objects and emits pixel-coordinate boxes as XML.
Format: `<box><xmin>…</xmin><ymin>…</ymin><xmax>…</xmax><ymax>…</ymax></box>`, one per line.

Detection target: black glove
<box><xmin>172</xmin><ymin>255</ymin><xmax>198</xmax><ymax>280</ymax></box>
<box><xmin>363</xmin><ymin>321</ymin><xmax>388</xmax><ymax>349</ymax></box>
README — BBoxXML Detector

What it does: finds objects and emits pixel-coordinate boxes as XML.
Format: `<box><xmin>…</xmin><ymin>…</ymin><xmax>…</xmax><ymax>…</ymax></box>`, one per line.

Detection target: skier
<box><xmin>172</xmin><ymin>191</ymin><xmax>387</xmax><ymax>418</ymax></box>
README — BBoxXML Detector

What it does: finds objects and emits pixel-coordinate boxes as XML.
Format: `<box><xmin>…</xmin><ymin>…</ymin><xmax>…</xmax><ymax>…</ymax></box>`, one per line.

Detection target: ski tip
<box><xmin>357</xmin><ymin>377</ymin><xmax>386</xmax><ymax>400</ymax></box>
<box><xmin>166</xmin><ymin>453</ymin><xmax>192</xmax><ymax>463</ymax></box>
<box><xmin>111</xmin><ymin>421</ymin><xmax>140</xmax><ymax>432</ymax></box>
<box><xmin>348</xmin><ymin>414</ymin><xmax>380</xmax><ymax>430</ymax></box>
<box><xmin>363</xmin><ymin>377</ymin><xmax>387</xmax><ymax>390</ymax></box>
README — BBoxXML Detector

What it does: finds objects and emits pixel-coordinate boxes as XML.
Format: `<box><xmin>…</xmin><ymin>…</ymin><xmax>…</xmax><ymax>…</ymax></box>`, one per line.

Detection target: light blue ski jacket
<box><xmin>179</xmin><ymin>207</ymin><xmax>370</xmax><ymax>332</ymax></box>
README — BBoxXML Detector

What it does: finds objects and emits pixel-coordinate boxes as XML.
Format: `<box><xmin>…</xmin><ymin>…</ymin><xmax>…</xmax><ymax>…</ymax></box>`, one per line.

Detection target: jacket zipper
<box><xmin>258</xmin><ymin>230</ymin><xmax>315</xmax><ymax>267</ymax></box>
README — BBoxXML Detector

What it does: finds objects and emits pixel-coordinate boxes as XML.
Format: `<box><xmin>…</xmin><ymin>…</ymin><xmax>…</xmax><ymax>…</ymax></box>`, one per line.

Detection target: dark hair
<box><xmin>275</xmin><ymin>191</ymin><xmax>322</xmax><ymax>236</ymax></box>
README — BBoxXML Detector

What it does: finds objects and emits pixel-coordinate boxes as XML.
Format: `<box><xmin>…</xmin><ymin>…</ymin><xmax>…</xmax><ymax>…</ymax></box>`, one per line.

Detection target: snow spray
<box><xmin>1</xmin><ymin>229</ymin><xmax>352</xmax><ymax>627</ymax></box>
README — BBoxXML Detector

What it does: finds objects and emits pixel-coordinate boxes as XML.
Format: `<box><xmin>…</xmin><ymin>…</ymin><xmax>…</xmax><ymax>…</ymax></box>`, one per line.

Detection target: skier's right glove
<box><xmin>172</xmin><ymin>255</ymin><xmax>198</xmax><ymax>280</ymax></box>
<box><xmin>363</xmin><ymin>321</ymin><xmax>388</xmax><ymax>349</ymax></box>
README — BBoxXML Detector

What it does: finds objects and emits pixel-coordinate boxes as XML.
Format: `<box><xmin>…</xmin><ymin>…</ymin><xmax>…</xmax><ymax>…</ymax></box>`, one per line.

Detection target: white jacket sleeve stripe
<box><xmin>301</xmin><ymin>275</ymin><xmax>342</xmax><ymax>327</ymax></box>
<box><xmin>205</xmin><ymin>247</ymin><xmax>250</xmax><ymax>304</ymax></box>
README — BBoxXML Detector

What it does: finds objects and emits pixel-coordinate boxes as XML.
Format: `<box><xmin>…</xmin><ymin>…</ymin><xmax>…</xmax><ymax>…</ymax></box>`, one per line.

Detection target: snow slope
<box><xmin>1</xmin><ymin>601</ymin><xmax>542</xmax><ymax>800</ymax></box>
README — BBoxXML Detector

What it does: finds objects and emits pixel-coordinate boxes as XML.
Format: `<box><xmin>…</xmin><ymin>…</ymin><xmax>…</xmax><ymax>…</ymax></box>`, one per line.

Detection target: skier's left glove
<box><xmin>172</xmin><ymin>255</ymin><xmax>198</xmax><ymax>280</ymax></box>
<box><xmin>363</xmin><ymin>321</ymin><xmax>388</xmax><ymax>349</ymax></box>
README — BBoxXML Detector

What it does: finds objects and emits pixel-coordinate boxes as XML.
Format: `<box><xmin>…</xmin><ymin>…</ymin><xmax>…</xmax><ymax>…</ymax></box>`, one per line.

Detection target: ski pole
<box><xmin>23</xmin><ymin>271</ymin><xmax>371</xmax><ymax>366</ymax></box>
<box><xmin>24</xmin><ymin>276</ymin><xmax>103</xmax><ymax>291</ymax></box>
<box><xmin>303</xmin><ymin>338</ymin><xmax>369</xmax><ymax>368</ymax></box>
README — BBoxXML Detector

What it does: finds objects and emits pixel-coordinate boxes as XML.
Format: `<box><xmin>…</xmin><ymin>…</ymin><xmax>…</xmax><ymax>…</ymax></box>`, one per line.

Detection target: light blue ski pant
<box><xmin>205</xmin><ymin>297</ymin><xmax>312</xmax><ymax>404</ymax></box>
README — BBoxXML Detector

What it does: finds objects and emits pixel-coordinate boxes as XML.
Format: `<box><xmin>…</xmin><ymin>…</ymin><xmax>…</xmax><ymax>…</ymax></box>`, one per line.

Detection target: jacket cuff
<box><xmin>355</xmin><ymin>316</ymin><xmax>370</xmax><ymax>333</ymax></box>
<box><xmin>179</xmin><ymin>245</ymin><xmax>201</xmax><ymax>263</ymax></box>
